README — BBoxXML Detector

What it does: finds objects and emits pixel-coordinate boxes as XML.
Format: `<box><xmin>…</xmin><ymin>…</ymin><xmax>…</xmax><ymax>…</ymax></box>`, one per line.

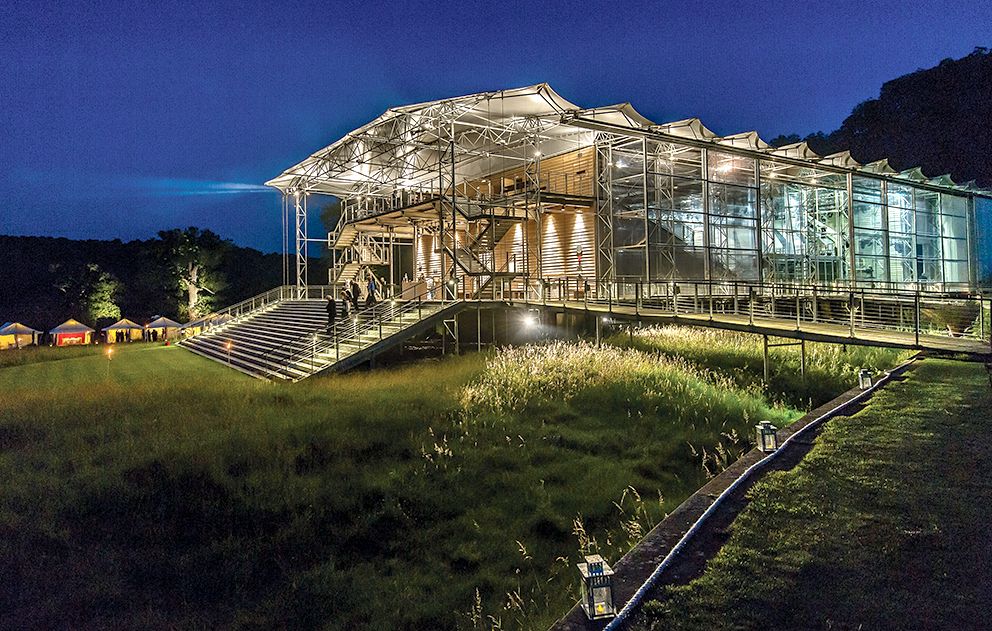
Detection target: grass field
<box><xmin>0</xmin><ymin>334</ymin><xmax>906</xmax><ymax>629</ymax></box>
<box><xmin>632</xmin><ymin>358</ymin><xmax>992</xmax><ymax>630</ymax></box>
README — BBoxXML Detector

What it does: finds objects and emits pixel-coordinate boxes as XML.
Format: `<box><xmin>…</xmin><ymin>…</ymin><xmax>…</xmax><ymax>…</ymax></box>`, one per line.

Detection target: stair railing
<box><xmin>260</xmin><ymin>285</ymin><xmax>454</xmax><ymax>380</ymax></box>
<box><xmin>181</xmin><ymin>284</ymin><xmax>295</xmax><ymax>340</ymax></box>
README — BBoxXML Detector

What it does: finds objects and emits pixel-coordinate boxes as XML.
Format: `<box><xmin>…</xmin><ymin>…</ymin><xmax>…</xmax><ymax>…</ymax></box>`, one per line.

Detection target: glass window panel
<box><xmin>855</xmin><ymin>255</ymin><xmax>886</xmax><ymax>282</ymax></box>
<box><xmin>940</xmin><ymin>213</ymin><xmax>967</xmax><ymax>240</ymax></box>
<box><xmin>615</xmin><ymin>248</ymin><xmax>645</xmax><ymax>278</ymax></box>
<box><xmin>888</xmin><ymin>234</ymin><xmax>913</xmax><ymax>258</ymax></box>
<box><xmin>914</xmin><ymin>188</ymin><xmax>939</xmax><ymax>214</ymax></box>
<box><xmin>613</xmin><ymin>216</ymin><xmax>646</xmax><ymax>247</ymax></box>
<box><xmin>709</xmin><ymin>224</ymin><xmax>757</xmax><ymax>250</ymax></box>
<box><xmin>887</xmin><ymin>206</ymin><xmax>914</xmax><ymax>234</ymax></box>
<box><xmin>941</xmin><ymin>193</ymin><xmax>968</xmax><ymax>217</ymax></box>
<box><xmin>854</xmin><ymin>229</ymin><xmax>885</xmax><ymax>255</ymax></box>
<box><xmin>887</xmin><ymin>257</ymin><xmax>914</xmax><ymax>283</ymax></box>
<box><xmin>943</xmin><ymin>260</ymin><xmax>969</xmax><ymax>284</ymax></box>
<box><xmin>886</xmin><ymin>182</ymin><xmax>914</xmax><ymax>208</ymax></box>
<box><xmin>915</xmin><ymin>236</ymin><xmax>940</xmax><ymax>259</ymax></box>
<box><xmin>917</xmin><ymin>258</ymin><xmax>941</xmax><ymax>284</ymax></box>
<box><xmin>710</xmin><ymin>251</ymin><xmax>759</xmax><ymax>280</ymax></box>
<box><xmin>709</xmin><ymin>183</ymin><xmax>756</xmax><ymax>218</ymax></box>
<box><xmin>853</xmin><ymin>201</ymin><xmax>884</xmax><ymax>229</ymax></box>
<box><xmin>852</xmin><ymin>176</ymin><xmax>883</xmax><ymax>204</ymax></box>
<box><xmin>916</xmin><ymin>209</ymin><xmax>940</xmax><ymax>235</ymax></box>
<box><xmin>649</xmin><ymin>143</ymin><xmax>703</xmax><ymax>179</ymax></box>
<box><xmin>707</xmin><ymin>151</ymin><xmax>756</xmax><ymax>186</ymax></box>
<box><xmin>941</xmin><ymin>237</ymin><xmax>968</xmax><ymax>260</ymax></box>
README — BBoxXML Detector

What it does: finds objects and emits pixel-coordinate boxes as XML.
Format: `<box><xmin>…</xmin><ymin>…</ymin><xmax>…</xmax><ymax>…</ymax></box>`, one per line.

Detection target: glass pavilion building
<box><xmin>266</xmin><ymin>84</ymin><xmax>989</xmax><ymax>298</ymax></box>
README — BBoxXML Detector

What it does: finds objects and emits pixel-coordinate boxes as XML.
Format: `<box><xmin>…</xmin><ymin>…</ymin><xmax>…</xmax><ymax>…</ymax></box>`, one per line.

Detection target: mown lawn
<box><xmin>0</xmin><ymin>336</ymin><xmax>905</xmax><ymax>630</ymax></box>
<box><xmin>633</xmin><ymin>358</ymin><xmax>992</xmax><ymax>631</ymax></box>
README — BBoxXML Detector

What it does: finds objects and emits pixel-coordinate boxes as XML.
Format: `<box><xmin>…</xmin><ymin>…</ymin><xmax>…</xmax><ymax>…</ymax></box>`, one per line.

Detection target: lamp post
<box><xmin>577</xmin><ymin>554</ymin><xmax>615</xmax><ymax>620</ymax></box>
<box><xmin>755</xmin><ymin>420</ymin><xmax>778</xmax><ymax>453</ymax></box>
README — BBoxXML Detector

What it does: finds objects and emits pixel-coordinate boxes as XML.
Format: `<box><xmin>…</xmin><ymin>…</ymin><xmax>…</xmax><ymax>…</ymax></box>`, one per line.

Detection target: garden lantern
<box><xmin>858</xmin><ymin>369</ymin><xmax>873</xmax><ymax>389</ymax></box>
<box><xmin>755</xmin><ymin>420</ymin><xmax>778</xmax><ymax>453</ymax></box>
<box><xmin>577</xmin><ymin>554</ymin><xmax>615</xmax><ymax>620</ymax></box>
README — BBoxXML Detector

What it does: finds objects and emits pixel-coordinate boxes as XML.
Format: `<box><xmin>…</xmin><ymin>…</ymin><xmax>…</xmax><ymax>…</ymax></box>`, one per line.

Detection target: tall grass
<box><xmin>607</xmin><ymin>325</ymin><xmax>912</xmax><ymax>410</ymax></box>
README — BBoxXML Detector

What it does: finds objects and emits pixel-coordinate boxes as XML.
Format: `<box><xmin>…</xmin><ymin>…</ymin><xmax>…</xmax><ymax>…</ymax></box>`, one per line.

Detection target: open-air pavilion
<box><xmin>182</xmin><ymin>84</ymin><xmax>992</xmax><ymax>383</ymax></box>
<box><xmin>145</xmin><ymin>316</ymin><xmax>181</xmax><ymax>341</ymax></box>
<box><xmin>102</xmin><ymin>318</ymin><xmax>144</xmax><ymax>343</ymax></box>
<box><xmin>50</xmin><ymin>319</ymin><xmax>95</xmax><ymax>346</ymax></box>
<box><xmin>0</xmin><ymin>322</ymin><xmax>41</xmax><ymax>350</ymax></box>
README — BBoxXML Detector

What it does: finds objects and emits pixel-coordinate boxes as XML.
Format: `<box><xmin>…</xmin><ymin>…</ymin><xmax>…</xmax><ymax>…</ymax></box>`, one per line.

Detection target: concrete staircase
<box><xmin>181</xmin><ymin>297</ymin><xmax>462</xmax><ymax>382</ymax></box>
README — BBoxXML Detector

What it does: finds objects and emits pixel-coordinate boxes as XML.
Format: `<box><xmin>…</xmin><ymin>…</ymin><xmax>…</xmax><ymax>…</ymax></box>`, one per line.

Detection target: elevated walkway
<box><xmin>520</xmin><ymin>284</ymin><xmax>991</xmax><ymax>356</ymax></box>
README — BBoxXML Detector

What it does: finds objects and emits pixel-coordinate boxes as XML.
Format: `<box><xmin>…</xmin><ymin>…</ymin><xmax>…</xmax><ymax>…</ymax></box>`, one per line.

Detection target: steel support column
<box><xmin>294</xmin><ymin>191</ymin><xmax>308</xmax><ymax>296</ymax></box>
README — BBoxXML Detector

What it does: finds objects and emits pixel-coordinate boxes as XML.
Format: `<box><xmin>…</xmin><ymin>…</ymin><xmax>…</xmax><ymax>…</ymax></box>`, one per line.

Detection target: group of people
<box><xmin>324</xmin><ymin>270</ymin><xmax>387</xmax><ymax>328</ymax></box>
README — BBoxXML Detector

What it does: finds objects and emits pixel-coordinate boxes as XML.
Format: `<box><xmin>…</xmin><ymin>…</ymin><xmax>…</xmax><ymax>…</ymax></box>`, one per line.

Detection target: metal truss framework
<box><xmin>268</xmin><ymin>84</ymin><xmax>990</xmax><ymax>294</ymax></box>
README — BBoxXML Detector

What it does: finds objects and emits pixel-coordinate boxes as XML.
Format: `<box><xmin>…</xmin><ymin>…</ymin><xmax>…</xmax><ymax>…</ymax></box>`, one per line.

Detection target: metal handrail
<box><xmin>525</xmin><ymin>275</ymin><xmax>991</xmax><ymax>345</ymax></box>
<box><xmin>181</xmin><ymin>285</ymin><xmax>296</xmax><ymax>339</ymax></box>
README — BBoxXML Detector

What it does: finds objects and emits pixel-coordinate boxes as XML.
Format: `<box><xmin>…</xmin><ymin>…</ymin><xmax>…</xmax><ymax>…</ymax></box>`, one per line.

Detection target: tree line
<box><xmin>0</xmin><ymin>228</ymin><xmax>325</xmax><ymax>331</ymax></box>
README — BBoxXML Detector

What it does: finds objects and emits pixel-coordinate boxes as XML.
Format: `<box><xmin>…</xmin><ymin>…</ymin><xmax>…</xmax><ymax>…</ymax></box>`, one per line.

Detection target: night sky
<box><xmin>2</xmin><ymin>0</ymin><xmax>990</xmax><ymax>252</ymax></box>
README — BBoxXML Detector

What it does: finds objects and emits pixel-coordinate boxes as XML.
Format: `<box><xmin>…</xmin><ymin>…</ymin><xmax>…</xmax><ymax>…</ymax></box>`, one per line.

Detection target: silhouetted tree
<box><xmin>158</xmin><ymin>227</ymin><xmax>228</xmax><ymax>320</ymax></box>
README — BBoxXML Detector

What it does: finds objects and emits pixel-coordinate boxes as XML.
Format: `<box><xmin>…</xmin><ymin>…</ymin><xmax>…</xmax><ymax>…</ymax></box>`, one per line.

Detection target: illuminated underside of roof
<box><xmin>266</xmin><ymin>83</ymin><xmax>989</xmax><ymax>199</ymax></box>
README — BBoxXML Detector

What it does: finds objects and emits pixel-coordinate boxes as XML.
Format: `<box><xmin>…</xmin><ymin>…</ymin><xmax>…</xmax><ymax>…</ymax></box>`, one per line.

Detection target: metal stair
<box><xmin>181</xmin><ymin>295</ymin><xmax>464</xmax><ymax>382</ymax></box>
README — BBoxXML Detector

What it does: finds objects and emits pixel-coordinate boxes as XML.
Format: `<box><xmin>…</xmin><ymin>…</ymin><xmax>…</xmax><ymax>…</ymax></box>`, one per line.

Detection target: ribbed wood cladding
<box><xmin>414</xmin><ymin>209</ymin><xmax>596</xmax><ymax>282</ymax></box>
<box><xmin>456</xmin><ymin>147</ymin><xmax>595</xmax><ymax>198</ymax></box>
<box><xmin>530</xmin><ymin>209</ymin><xmax>596</xmax><ymax>277</ymax></box>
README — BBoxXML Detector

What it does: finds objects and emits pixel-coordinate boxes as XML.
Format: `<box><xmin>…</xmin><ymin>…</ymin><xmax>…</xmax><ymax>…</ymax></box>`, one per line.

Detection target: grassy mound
<box><xmin>0</xmin><ymin>331</ymin><xmax>907</xmax><ymax>629</ymax></box>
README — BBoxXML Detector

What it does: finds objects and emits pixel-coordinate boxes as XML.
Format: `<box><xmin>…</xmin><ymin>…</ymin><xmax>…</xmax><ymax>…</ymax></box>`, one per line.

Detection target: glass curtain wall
<box><xmin>597</xmin><ymin>134</ymin><xmax>977</xmax><ymax>292</ymax></box>
<box><xmin>759</xmin><ymin>161</ymin><xmax>849</xmax><ymax>286</ymax></box>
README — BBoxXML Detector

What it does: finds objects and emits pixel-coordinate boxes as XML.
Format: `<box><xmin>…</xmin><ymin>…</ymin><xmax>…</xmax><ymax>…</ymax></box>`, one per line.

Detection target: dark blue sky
<box><xmin>2</xmin><ymin>0</ymin><xmax>990</xmax><ymax>252</ymax></box>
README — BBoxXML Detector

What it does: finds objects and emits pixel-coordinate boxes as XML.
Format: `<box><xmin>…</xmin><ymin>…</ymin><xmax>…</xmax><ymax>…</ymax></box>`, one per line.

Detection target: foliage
<box><xmin>0</xmin><ymin>233</ymin><xmax>321</xmax><ymax>329</ymax></box>
<box><xmin>53</xmin><ymin>261</ymin><xmax>122</xmax><ymax>324</ymax></box>
<box><xmin>157</xmin><ymin>227</ymin><xmax>228</xmax><ymax>320</ymax></box>
<box><xmin>631</xmin><ymin>359</ymin><xmax>992</xmax><ymax>630</ymax></box>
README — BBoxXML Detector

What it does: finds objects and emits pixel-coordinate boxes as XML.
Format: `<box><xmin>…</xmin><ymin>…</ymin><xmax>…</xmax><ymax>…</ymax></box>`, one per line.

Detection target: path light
<box><xmin>755</xmin><ymin>420</ymin><xmax>778</xmax><ymax>453</ymax></box>
<box><xmin>577</xmin><ymin>554</ymin><xmax>615</xmax><ymax>620</ymax></box>
<box><xmin>858</xmin><ymin>369</ymin><xmax>873</xmax><ymax>389</ymax></box>
<box><xmin>226</xmin><ymin>340</ymin><xmax>232</xmax><ymax>366</ymax></box>
<box><xmin>106</xmin><ymin>346</ymin><xmax>113</xmax><ymax>377</ymax></box>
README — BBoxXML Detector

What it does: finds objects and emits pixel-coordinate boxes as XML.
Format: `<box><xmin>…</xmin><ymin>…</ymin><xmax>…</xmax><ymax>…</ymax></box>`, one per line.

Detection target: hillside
<box><xmin>773</xmin><ymin>47</ymin><xmax>992</xmax><ymax>187</ymax></box>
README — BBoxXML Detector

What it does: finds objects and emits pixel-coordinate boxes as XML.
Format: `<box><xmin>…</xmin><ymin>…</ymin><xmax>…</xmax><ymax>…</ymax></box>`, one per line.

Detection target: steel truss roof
<box><xmin>267</xmin><ymin>84</ymin><xmax>992</xmax><ymax>200</ymax></box>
